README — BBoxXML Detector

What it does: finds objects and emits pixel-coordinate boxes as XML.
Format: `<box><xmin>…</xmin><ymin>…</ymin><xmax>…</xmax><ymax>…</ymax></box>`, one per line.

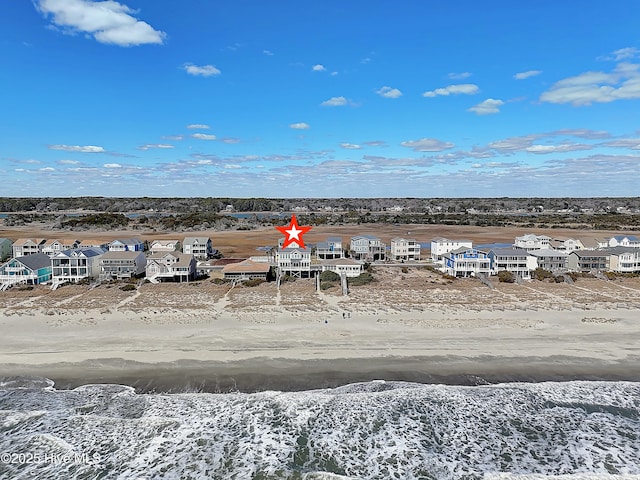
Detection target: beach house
<box><xmin>430</xmin><ymin>238</ymin><xmax>473</xmax><ymax>263</ymax></box>
<box><xmin>222</xmin><ymin>259</ymin><xmax>271</xmax><ymax>281</ymax></box>
<box><xmin>42</xmin><ymin>239</ymin><xmax>79</xmax><ymax>257</ymax></box>
<box><xmin>315</xmin><ymin>237</ymin><xmax>344</xmax><ymax>260</ymax></box>
<box><xmin>530</xmin><ymin>249</ymin><xmax>568</xmax><ymax>272</ymax></box>
<box><xmin>0</xmin><ymin>253</ymin><xmax>52</xmax><ymax>290</ymax></box>
<box><xmin>390</xmin><ymin>238</ymin><xmax>421</xmax><ymax>261</ymax></box>
<box><xmin>108</xmin><ymin>238</ymin><xmax>145</xmax><ymax>252</ymax></box>
<box><xmin>488</xmin><ymin>248</ymin><xmax>537</xmax><ymax>280</ymax></box>
<box><xmin>276</xmin><ymin>246</ymin><xmax>312</xmax><ymax>278</ymax></box>
<box><xmin>149</xmin><ymin>239</ymin><xmax>181</xmax><ymax>255</ymax></box>
<box><xmin>51</xmin><ymin>247</ymin><xmax>107</xmax><ymax>286</ymax></box>
<box><xmin>604</xmin><ymin>247</ymin><xmax>640</xmax><ymax>273</ymax></box>
<box><xmin>0</xmin><ymin>238</ymin><xmax>13</xmax><ymax>261</ymax></box>
<box><xmin>567</xmin><ymin>250</ymin><xmax>610</xmax><ymax>273</ymax></box>
<box><xmin>182</xmin><ymin>237</ymin><xmax>213</xmax><ymax>260</ymax></box>
<box><xmin>514</xmin><ymin>234</ymin><xmax>551</xmax><ymax>251</ymax></box>
<box><xmin>350</xmin><ymin>235</ymin><xmax>386</xmax><ymax>261</ymax></box>
<box><xmin>596</xmin><ymin>235</ymin><xmax>640</xmax><ymax>249</ymax></box>
<box><xmin>549</xmin><ymin>237</ymin><xmax>584</xmax><ymax>252</ymax></box>
<box><xmin>441</xmin><ymin>247</ymin><xmax>491</xmax><ymax>278</ymax></box>
<box><xmin>319</xmin><ymin>258</ymin><xmax>363</xmax><ymax>278</ymax></box>
<box><xmin>145</xmin><ymin>252</ymin><xmax>197</xmax><ymax>283</ymax></box>
<box><xmin>99</xmin><ymin>250</ymin><xmax>147</xmax><ymax>280</ymax></box>
<box><xmin>12</xmin><ymin>238</ymin><xmax>46</xmax><ymax>258</ymax></box>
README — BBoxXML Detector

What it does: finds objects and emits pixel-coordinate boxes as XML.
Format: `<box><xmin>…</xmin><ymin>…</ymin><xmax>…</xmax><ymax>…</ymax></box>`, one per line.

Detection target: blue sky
<box><xmin>2</xmin><ymin>1</ymin><xmax>640</xmax><ymax>198</ymax></box>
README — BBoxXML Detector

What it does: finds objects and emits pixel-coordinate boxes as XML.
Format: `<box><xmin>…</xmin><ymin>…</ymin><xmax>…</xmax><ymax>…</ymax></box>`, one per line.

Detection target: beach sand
<box><xmin>1</xmin><ymin>268</ymin><xmax>639</xmax><ymax>391</ymax></box>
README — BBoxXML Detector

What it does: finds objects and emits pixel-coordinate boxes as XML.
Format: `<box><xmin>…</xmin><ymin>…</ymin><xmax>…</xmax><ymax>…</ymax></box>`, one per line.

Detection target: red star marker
<box><xmin>276</xmin><ymin>215</ymin><xmax>312</xmax><ymax>249</ymax></box>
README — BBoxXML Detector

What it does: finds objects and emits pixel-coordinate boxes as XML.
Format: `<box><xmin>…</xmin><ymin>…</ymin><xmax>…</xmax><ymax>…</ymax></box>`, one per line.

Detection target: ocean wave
<box><xmin>0</xmin><ymin>379</ymin><xmax>638</xmax><ymax>479</ymax></box>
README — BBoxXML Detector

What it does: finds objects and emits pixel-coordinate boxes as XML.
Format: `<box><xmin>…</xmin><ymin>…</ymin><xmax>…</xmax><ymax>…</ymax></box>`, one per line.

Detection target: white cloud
<box><xmin>187</xmin><ymin>124</ymin><xmax>210</xmax><ymax>129</ymax></box>
<box><xmin>423</xmin><ymin>83</ymin><xmax>479</xmax><ymax>97</ymax></box>
<box><xmin>289</xmin><ymin>123</ymin><xmax>310</xmax><ymax>130</ymax></box>
<box><xmin>467</xmin><ymin>98</ymin><xmax>504</xmax><ymax>115</ymax></box>
<box><xmin>611</xmin><ymin>47</ymin><xmax>639</xmax><ymax>61</ymax></box>
<box><xmin>320</xmin><ymin>96</ymin><xmax>348</xmax><ymax>107</ymax></box>
<box><xmin>448</xmin><ymin>72</ymin><xmax>471</xmax><ymax>80</ymax></box>
<box><xmin>340</xmin><ymin>143</ymin><xmax>361</xmax><ymax>149</ymax></box>
<box><xmin>58</xmin><ymin>159</ymin><xmax>81</xmax><ymax>165</ymax></box>
<box><xmin>191</xmin><ymin>133</ymin><xmax>217</xmax><ymax>140</ymax></box>
<box><xmin>103</xmin><ymin>163</ymin><xmax>122</xmax><ymax>168</ymax></box>
<box><xmin>35</xmin><ymin>0</ymin><xmax>165</xmax><ymax>46</ymax></box>
<box><xmin>312</xmin><ymin>64</ymin><xmax>326</xmax><ymax>72</ymax></box>
<box><xmin>376</xmin><ymin>86</ymin><xmax>402</xmax><ymax>98</ymax></box>
<box><xmin>183</xmin><ymin>64</ymin><xmax>221</xmax><ymax>77</ymax></box>
<box><xmin>222</xmin><ymin>137</ymin><xmax>241</xmax><ymax>144</ymax></box>
<box><xmin>525</xmin><ymin>144</ymin><xmax>593</xmax><ymax>154</ymax></box>
<box><xmin>400</xmin><ymin>138</ymin><xmax>454</xmax><ymax>152</ymax></box>
<box><xmin>514</xmin><ymin>70</ymin><xmax>542</xmax><ymax>80</ymax></box>
<box><xmin>138</xmin><ymin>144</ymin><xmax>174</xmax><ymax>150</ymax></box>
<box><xmin>49</xmin><ymin>144</ymin><xmax>105</xmax><ymax>153</ymax></box>
<box><xmin>39</xmin><ymin>167</ymin><xmax>56</xmax><ymax>172</ymax></box>
<box><xmin>540</xmin><ymin>63</ymin><xmax>640</xmax><ymax>105</ymax></box>
<box><xmin>162</xmin><ymin>135</ymin><xmax>184</xmax><ymax>141</ymax></box>
<box><xmin>600</xmin><ymin>138</ymin><xmax>640</xmax><ymax>150</ymax></box>
<box><xmin>263</xmin><ymin>50</ymin><xmax>274</xmax><ymax>56</ymax></box>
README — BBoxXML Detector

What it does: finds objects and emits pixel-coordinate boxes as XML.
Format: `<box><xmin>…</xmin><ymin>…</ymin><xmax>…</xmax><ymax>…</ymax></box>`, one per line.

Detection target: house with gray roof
<box><xmin>316</xmin><ymin>236</ymin><xmax>344</xmax><ymax>260</ymax></box>
<box><xmin>99</xmin><ymin>250</ymin><xmax>147</xmax><ymax>280</ymax></box>
<box><xmin>488</xmin><ymin>248</ymin><xmax>537</xmax><ymax>280</ymax></box>
<box><xmin>567</xmin><ymin>250</ymin><xmax>610</xmax><ymax>273</ymax></box>
<box><xmin>182</xmin><ymin>237</ymin><xmax>213</xmax><ymax>260</ymax></box>
<box><xmin>530</xmin><ymin>249</ymin><xmax>568</xmax><ymax>272</ymax></box>
<box><xmin>51</xmin><ymin>247</ymin><xmax>107</xmax><ymax>286</ymax></box>
<box><xmin>146</xmin><ymin>252</ymin><xmax>197</xmax><ymax>283</ymax></box>
<box><xmin>596</xmin><ymin>235</ymin><xmax>640</xmax><ymax>249</ymax></box>
<box><xmin>0</xmin><ymin>253</ymin><xmax>52</xmax><ymax>290</ymax></box>
<box><xmin>350</xmin><ymin>235</ymin><xmax>386</xmax><ymax>261</ymax></box>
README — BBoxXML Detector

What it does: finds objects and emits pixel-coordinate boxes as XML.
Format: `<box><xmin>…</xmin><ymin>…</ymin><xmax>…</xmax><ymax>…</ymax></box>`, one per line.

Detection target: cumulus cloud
<box><xmin>320</xmin><ymin>96</ymin><xmax>348</xmax><ymax>107</ymax></box>
<box><xmin>183</xmin><ymin>64</ymin><xmax>221</xmax><ymax>77</ymax></box>
<box><xmin>289</xmin><ymin>122</ymin><xmax>310</xmax><ymax>130</ymax></box>
<box><xmin>540</xmin><ymin>63</ymin><xmax>640</xmax><ymax>105</ymax></box>
<box><xmin>376</xmin><ymin>86</ymin><xmax>402</xmax><ymax>98</ymax></box>
<box><xmin>514</xmin><ymin>70</ymin><xmax>542</xmax><ymax>80</ymax></box>
<box><xmin>103</xmin><ymin>163</ymin><xmax>122</xmax><ymax>168</ymax></box>
<box><xmin>339</xmin><ymin>143</ymin><xmax>361</xmax><ymax>149</ymax></box>
<box><xmin>467</xmin><ymin>98</ymin><xmax>504</xmax><ymax>115</ymax></box>
<box><xmin>187</xmin><ymin>124</ymin><xmax>210</xmax><ymax>129</ymax></box>
<box><xmin>191</xmin><ymin>133</ymin><xmax>217</xmax><ymax>140</ymax></box>
<box><xmin>312</xmin><ymin>64</ymin><xmax>326</xmax><ymax>72</ymax></box>
<box><xmin>48</xmin><ymin>144</ymin><xmax>105</xmax><ymax>153</ymax></box>
<box><xmin>423</xmin><ymin>83</ymin><xmax>479</xmax><ymax>97</ymax></box>
<box><xmin>400</xmin><ymin>138</ymin><xmax>454</xmax><ymax>152</ymax></box>
<box><xmin>35</xmin><ymin>0</ymin><xmax>165</xmax><ymax>46</ymax></box>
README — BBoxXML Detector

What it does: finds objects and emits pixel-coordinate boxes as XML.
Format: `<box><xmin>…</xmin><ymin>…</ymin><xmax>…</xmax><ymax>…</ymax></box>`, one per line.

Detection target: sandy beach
<box><xmin>1</xmin><ymin>266</ymin><xmax>639</xmax><ymax>391</ymax></box>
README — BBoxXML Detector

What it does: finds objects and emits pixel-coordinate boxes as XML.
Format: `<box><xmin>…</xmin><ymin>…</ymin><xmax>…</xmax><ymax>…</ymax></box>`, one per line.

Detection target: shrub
<box><xmin>553</xmin><ymin>275</ymin><xmax>565</xmax><ymax>283</ymax></box>
<box><xmin>348</xmin><ymin>272</ymin><xmax>374</xmax><ymax>286</ymax></box>
<box><xmin>243</xmin><ymin>278</ymin><xmax>265</xmax><ymax>287</ymax></box>
<box><xmin>401</xmin><ymin>266</ymin><xmax>409</xmax><ymax>274</ymax></box>
<box><xmin>320</xmin><ymin>281</ymin><xmax>336</xmax><ymax>290</ymax></box>
<box><xmin>320</xmin><ymin>271</ymin><xmax>340</xmax><ymax>282</ymax></box>
<box><xmin>497</xmin><ymin>271</ymin><xmax>515</xmax><ymax>283</ymax></box>
<box><xmin>120</xmin><ymin>283</ymin><xmax>136</xmax><ymax>291</ymax></box>
<box><xmin>532</xmin><ymin>267</ymin><xmax>553</xmax><ymax>281</ymax></box>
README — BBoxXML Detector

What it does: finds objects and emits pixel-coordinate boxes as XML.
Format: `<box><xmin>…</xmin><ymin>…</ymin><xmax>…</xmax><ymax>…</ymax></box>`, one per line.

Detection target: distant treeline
<box><xmin>1</xmin><ymin>196</ymin><xmax>640</xmax><ymax>215</ymax></box>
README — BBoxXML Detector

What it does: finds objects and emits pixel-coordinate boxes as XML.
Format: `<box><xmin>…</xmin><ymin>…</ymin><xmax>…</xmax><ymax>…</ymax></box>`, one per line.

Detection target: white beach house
<box><xmin>390</xmin><ymin>237</ymin><xmax>421</xmax><ymax>261</ymax></box>
<box><xmin>430</xmin><ymin>238</ymin><xmax>473</xmax><ymax>263</ymax></box>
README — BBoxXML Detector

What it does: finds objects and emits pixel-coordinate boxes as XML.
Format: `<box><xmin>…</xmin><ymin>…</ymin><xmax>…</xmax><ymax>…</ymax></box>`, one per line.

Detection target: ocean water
<box><xmin>0</xmin><ymin>378</ymin><xmax>639</xmax><ymax>480</ymax></box>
